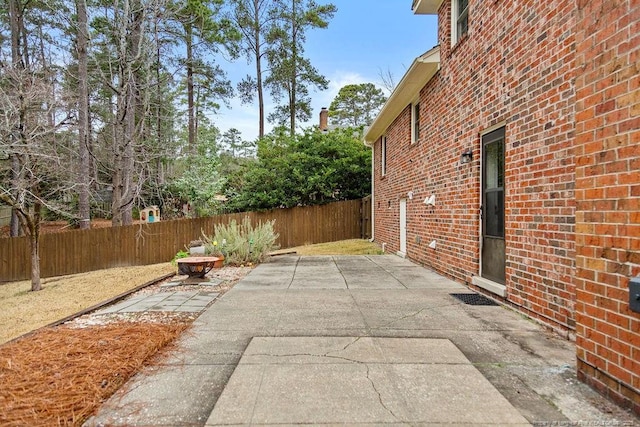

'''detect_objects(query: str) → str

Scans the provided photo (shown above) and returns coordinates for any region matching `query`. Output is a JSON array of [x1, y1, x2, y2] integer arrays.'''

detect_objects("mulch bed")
[[0, 264, 252, 425], [0, 321, 190, 426]]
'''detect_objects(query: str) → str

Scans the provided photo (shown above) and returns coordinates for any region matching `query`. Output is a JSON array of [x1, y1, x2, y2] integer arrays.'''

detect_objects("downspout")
[[369, 143, 375, 242]]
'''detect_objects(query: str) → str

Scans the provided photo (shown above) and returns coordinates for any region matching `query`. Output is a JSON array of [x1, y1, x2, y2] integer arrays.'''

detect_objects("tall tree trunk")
[[112, 0, 127, 226], [122, 76, 136, 225], [9, 0, 21, 66], [28, 203, 42, 291], [30, 231, 41, 291], [112, 0, 141, 226], [111, 84, 136, 227], [111, 122, 123, 225], [254, 0, 265, 139], [186, 24, 195, 152], [155, 19, 165, 185], [9, 0, 23, 237], [289, 0, 297, 136], [38, 28, 55, 129], [76, 0, 91, 229], [121, 3, 143, 226], [9, 157, 21, 237], [195, 84, 200, 141]]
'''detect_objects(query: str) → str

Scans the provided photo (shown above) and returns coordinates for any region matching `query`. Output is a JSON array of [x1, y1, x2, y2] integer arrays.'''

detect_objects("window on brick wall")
[[451, 0, 469, 45], [411, 102, 420, 144], [381, 135, 387, 176]]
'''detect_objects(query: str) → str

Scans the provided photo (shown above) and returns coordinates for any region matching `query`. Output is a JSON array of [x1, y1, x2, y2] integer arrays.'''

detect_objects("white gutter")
[[363, 46, 440, 146]]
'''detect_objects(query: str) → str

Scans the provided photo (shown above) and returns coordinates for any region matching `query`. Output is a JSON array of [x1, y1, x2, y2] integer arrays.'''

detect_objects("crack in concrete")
[[363, 362, 403, 423], [285, 256, 301, 290], [325, 336, 362, 357], [332, 255, 350, 290], [364, 256, 409, 289], [247, 343, 404, 423], [379, 303, 460, 329], [247, 337, 367, 362], [249, 336, 369, 365], [336, 257, 375, 335]]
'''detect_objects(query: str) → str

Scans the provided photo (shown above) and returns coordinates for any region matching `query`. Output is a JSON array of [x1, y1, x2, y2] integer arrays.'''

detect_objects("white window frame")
[[381, 135, 387, 176], [411, 101, 420, 144], [451, 0, 469, 46]]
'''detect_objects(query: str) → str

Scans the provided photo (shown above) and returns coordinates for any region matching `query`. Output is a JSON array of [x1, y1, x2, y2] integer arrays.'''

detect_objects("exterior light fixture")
[[460, 149, 473, 164]]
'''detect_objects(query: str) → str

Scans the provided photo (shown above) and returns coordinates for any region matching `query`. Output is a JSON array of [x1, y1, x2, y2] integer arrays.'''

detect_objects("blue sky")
[[215, 1, 439, 141]]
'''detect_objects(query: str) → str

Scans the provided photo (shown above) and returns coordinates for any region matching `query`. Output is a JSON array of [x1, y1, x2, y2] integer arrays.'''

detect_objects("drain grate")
[[450, 293, 499, 306]]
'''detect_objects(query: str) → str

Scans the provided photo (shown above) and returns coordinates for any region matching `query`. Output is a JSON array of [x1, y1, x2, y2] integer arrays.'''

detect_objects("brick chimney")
[[319, 107, 329, 132]]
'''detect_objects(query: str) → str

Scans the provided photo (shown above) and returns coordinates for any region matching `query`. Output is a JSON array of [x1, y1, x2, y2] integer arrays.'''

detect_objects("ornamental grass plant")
[[203, 217, 279, 265]]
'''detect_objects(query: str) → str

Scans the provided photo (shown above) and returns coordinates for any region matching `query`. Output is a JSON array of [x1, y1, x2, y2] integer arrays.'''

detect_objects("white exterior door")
[[399, 199, 407, 256]]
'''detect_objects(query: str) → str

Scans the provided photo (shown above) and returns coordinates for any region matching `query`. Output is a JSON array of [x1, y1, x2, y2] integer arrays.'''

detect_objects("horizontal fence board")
[[0, 199, 365, 282]]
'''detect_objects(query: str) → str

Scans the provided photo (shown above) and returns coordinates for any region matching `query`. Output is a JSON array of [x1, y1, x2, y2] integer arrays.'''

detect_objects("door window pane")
[[485, 140, 504, 189], [484, 190, 504, 238], [483, 131, 505, 239]]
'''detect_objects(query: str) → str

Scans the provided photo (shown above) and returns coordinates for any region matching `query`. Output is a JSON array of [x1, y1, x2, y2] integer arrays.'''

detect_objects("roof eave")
[[364, 46, 440, 146], [411, 0, 444, 14]]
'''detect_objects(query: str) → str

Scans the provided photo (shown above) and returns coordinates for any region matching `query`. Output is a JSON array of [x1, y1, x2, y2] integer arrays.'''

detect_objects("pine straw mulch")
[[0, 320, 191, 426]]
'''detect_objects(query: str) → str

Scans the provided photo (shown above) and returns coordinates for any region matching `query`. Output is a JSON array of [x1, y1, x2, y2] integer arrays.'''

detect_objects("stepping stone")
[[200, 278, 224, 286], [160, 282, 183, 288]]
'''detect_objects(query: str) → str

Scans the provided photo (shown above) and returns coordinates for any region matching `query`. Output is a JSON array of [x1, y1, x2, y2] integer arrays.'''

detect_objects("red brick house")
[[364, 0, 639, 415]]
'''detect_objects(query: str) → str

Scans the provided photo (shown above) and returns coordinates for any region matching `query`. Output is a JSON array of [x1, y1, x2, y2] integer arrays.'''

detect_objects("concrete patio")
[[85, 255, 638, 426]]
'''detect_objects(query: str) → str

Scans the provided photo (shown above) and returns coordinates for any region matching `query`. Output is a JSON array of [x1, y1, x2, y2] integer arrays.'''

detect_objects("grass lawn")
[[286, 239, 383, 256], [0, 263, 174, 344]]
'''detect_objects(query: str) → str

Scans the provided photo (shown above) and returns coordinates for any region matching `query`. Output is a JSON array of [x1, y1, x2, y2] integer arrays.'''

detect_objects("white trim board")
[[472, 276, 506, 298]]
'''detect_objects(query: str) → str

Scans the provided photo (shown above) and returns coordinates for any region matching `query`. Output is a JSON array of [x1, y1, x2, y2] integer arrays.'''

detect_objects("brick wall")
[[373, 0, 577, 331], [373, 107, 411, 254], [574, 0, 640, 415]]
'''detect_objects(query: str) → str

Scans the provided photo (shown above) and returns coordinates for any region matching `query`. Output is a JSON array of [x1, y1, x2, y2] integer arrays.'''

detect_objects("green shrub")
[[171, 250, 190, 266], [203, 217, 279, 265]]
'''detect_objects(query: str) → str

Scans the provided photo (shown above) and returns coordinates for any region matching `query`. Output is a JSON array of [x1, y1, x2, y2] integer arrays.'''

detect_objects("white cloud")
[[327, 71, 369, 98], [213, 97, 277, 142], [306, 70, 380, 128], [314, 71, 369, 110]]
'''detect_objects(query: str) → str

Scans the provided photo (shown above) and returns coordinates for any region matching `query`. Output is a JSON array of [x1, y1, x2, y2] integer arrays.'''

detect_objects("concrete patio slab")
[[233, 276, 292, 290], [87, 255, 639, 427], [163, 330, 254, 366], [86, 364, 234, 426], [238, 336, 470, 365], [207, 337, 530, 425]]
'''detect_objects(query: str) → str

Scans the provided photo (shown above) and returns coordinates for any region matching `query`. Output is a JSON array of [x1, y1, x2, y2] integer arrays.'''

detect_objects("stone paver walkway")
[[95, 291, 219, 314]]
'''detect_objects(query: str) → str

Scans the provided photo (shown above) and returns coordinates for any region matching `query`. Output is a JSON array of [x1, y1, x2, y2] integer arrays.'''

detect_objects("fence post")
[[361, 196, 371, 240]]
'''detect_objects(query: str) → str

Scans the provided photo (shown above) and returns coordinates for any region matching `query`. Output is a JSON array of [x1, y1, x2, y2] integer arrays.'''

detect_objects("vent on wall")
[[450, 293, 499, 306], [424, 194, 436, 206]]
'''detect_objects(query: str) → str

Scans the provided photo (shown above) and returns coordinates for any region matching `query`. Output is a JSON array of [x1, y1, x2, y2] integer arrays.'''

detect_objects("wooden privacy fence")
[[1, 199, 370, 282]]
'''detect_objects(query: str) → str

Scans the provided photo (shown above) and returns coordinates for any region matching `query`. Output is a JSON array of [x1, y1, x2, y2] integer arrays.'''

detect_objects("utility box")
[[630, 276, 640, 314], [140, 206, 161, 223]]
